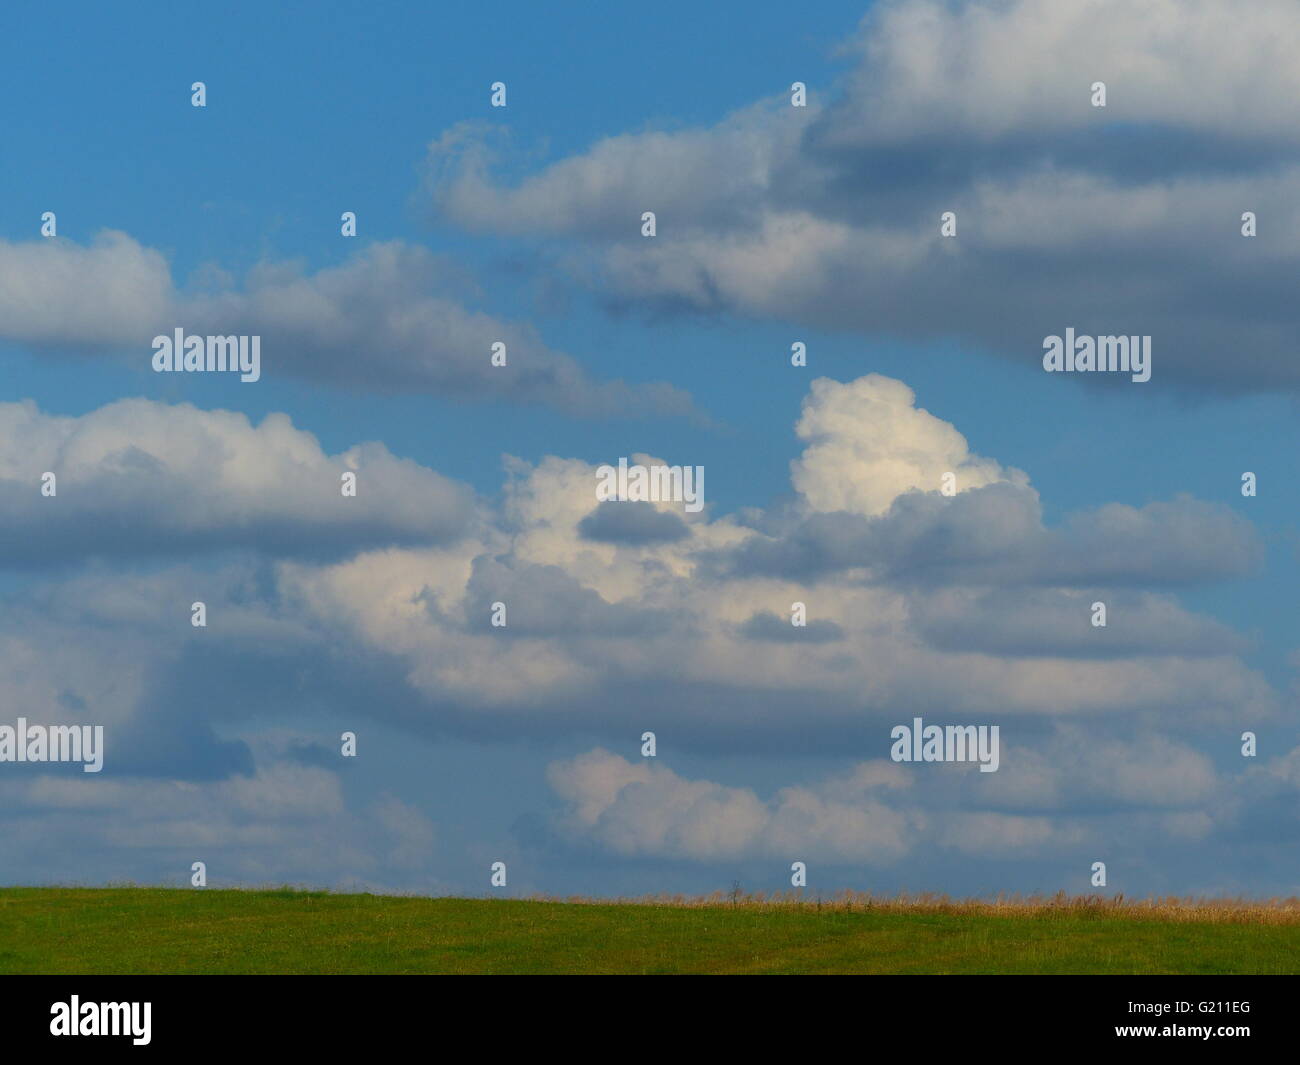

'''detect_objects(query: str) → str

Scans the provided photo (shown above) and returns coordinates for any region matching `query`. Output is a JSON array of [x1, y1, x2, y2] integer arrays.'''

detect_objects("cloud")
[[0, 757, 440, 890], [10, 373, 1253, 757], [578, 501, 691, 545], [0, 397, 476, 565], [791, 374, 1026, 516], [823, 0, 1300, 144], [268, 372, 1273, 737], [0, 231, 173, 346], [0, 369, 1284, 888], [424, 111, 801, 240], [907, 587, 1247, 658], [544, 724, 1296, 867], [738, 610, 844, 643], [718, 487, 1261, 587], [463, 556, 676, 637], [545, 748, 1067, 864], [424, 0, 1300, 392], [713, 373, 1260, 587], [0, 233, 695, 416], [0, 372, 1274, 792]]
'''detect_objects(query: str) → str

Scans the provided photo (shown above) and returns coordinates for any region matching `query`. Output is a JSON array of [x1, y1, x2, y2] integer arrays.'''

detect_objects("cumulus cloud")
[[0, 397, 475, 564], [8, 0, 1296, 897], [718, 487, 1261, 587], [714, 374, 1261, 586], [0, 231, 173, 346], [0, 368, 1283, 886], [546, 749, 922, 863], [424, 0, 1300, 392], [543, 725, 1297, 867], [0, 371, 1260, 767], [0, 372, 1274, 802], [791, 375, 1026, 516], [267, 373, 1272, 737], [823, 0, 1300, 144], [545, 748, 1091, 864], [0, 233, 694, 415]]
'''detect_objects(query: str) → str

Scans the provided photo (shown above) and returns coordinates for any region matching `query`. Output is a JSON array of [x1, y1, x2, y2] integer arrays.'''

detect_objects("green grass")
[[1, 887, 1297, 974]]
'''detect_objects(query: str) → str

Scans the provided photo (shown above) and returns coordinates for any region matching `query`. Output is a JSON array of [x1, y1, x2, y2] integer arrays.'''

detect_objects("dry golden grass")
[[537, 888, 1300, 924]]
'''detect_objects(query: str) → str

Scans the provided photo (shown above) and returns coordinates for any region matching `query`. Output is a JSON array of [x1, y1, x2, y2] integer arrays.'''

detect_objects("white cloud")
[[0, 397, 475, 562], [792, 374, 1027, 516]]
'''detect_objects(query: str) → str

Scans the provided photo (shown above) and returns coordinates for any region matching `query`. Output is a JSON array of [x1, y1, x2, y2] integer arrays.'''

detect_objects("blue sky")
[[3, 0, 1300, 899]]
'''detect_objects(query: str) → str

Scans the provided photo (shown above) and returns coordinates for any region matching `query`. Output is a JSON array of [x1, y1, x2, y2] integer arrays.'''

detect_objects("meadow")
[[2, 887, 1297, 975]]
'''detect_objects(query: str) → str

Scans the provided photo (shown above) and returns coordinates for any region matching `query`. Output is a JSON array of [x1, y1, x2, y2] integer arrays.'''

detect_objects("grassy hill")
[[2, 887, 1298, 975]]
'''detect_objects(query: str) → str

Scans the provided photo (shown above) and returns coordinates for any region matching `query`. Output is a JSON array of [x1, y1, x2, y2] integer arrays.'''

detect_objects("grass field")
[[2, 887, 1298, 974]]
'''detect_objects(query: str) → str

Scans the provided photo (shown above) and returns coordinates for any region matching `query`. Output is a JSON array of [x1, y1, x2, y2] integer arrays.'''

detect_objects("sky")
[[2, 0, 1300, 899]]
